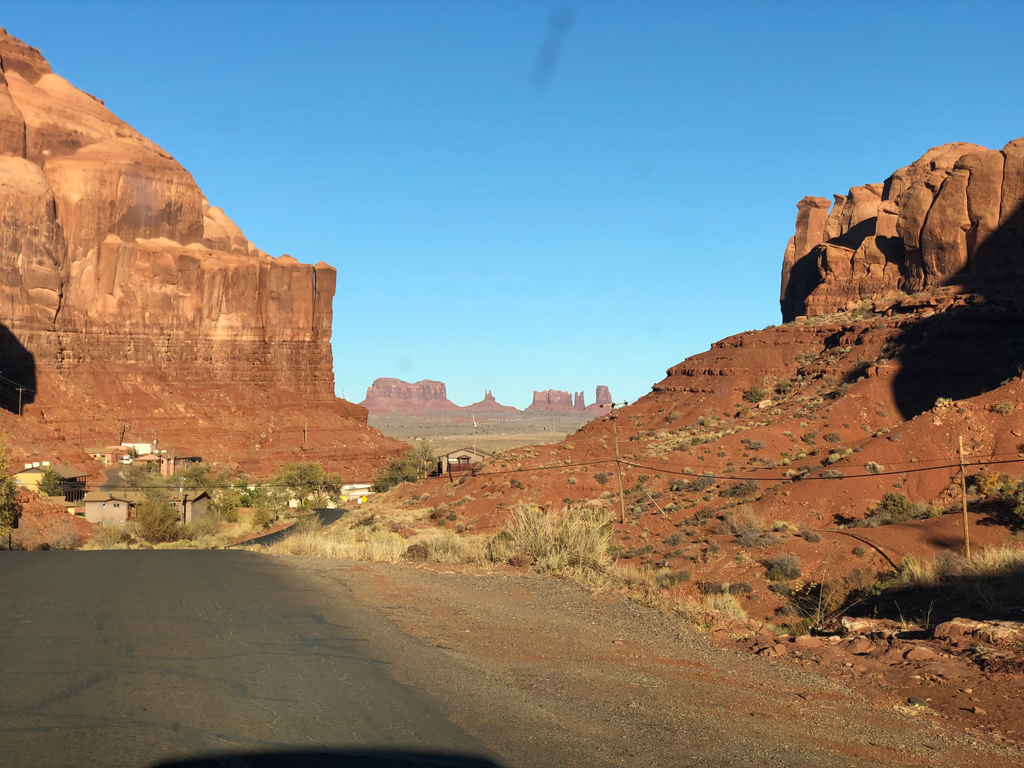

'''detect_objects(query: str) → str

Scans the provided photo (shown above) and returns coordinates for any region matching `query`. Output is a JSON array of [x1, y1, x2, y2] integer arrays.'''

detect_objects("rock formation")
[[584, 385, 612, 412], [360, 378, 459, 413], [780, 139, 1024, 321], [525, 390, 576, 412], [0, 30, 403, 477], [465, 390, 518, 413]]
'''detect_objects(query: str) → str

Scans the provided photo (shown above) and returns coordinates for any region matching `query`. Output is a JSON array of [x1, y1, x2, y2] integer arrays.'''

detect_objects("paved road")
[[0, 551, 504, 767], [237, 508, 350, 548]]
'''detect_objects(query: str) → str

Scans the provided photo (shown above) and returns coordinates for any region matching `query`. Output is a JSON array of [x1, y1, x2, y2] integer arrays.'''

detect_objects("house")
[[83, 490, 211, 526], [85, 445, 129, 466], [84, 490, 146, 526], [170, 490, 210, 524], [161, 453, 202, 477], [437, 447, 492, 475], [14, 462, 90, 502]]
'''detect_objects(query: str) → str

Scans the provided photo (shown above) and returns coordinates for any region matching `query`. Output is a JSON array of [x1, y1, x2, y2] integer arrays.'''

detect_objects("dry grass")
[[266, 501, 752, 633]]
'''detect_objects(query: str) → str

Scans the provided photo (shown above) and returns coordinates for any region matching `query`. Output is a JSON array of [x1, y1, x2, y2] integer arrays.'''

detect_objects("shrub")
[[372, 444, 437, 492], [775, 379, 792, 394], [136, 499, 182, 543], [801, 431, 818, 444], [823, 432, 842, 444], [820, 469, 845, 479], [689, 475, 715, 492], [865, 461, 884, 474], [698, 581, 725, 595], [656, 569, 691, 589], [487, 503, 612, 572], [720, 479, 757, 498], [736, 529, 777, 548], [694, 507, 715, 521], [991, 401, 1014, 416], [594, 473, 611, 485], [765, 553, 801, 581], [853, 546, 867, 556], [800, 530, 822, 543], [664, 531, 687, 547], [669, 479, 688, 492], [742, 386, 768, 403], [728, 582, 753, 595]]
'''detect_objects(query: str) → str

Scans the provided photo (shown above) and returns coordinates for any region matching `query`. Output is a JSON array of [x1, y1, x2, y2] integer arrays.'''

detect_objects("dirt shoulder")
[[277, 555, 1022, 768]]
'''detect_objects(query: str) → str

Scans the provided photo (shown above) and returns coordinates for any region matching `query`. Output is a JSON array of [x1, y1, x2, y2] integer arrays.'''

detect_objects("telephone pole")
[[16, 386, 24, 416], [959, 436, 971, 559], [304, 418, 308, 445], [601, 401, 629, 525]]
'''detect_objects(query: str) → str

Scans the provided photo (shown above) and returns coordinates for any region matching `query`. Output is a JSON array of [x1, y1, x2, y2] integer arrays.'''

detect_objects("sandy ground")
[[278, 556, 1024, 767]]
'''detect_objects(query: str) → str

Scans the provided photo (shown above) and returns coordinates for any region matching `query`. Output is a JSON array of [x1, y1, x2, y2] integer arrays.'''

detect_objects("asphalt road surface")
[[238, 509, 350, 548], [0, 551, 504, 768]]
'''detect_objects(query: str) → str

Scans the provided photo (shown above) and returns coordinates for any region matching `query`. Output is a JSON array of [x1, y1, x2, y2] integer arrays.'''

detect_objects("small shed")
[[170, 491, 210, 524], [438, 447, 492, 475]]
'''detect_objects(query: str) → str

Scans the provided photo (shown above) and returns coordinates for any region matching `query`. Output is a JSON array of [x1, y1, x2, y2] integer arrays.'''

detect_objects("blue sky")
[[7, 2, 1024, 408]]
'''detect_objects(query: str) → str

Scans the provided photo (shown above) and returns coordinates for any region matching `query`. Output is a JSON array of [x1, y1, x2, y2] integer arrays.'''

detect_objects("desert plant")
[[0, 443, 22, 535], [593, 473, 611, 485], [742, 386, 768, 403], [663, 530, 687, 547], [688, 475, 715, 493], [720, 479, 757, 498], [136, 498, 182, 543], [736, 529, 777, 548], [991, 401, 1014, 416], [765, 553, 801, 581], [823, 432, 842, 444], [865, 461, 884, 474], [487, 503, 612, 573]]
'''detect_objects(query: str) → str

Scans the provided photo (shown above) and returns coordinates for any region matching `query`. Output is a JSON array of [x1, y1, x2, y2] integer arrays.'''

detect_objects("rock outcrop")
[[0, 30, 403, 477], [780, 138, 1024, 321], [360, 378, 459, 413], [465, 390, 518, 413], [584, 385, 612, 412], [525, 390, 576, 412]]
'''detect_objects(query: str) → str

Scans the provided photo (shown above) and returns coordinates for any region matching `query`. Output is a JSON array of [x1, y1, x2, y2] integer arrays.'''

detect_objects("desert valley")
[[3, 15, 1024, 768]]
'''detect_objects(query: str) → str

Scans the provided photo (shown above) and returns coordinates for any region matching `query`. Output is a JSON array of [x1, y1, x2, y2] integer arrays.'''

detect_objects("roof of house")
[[50, 464, 90, 480], [443, 447, 492, 459], [83, 490, 148, 504], [85, 446, 123, 454]]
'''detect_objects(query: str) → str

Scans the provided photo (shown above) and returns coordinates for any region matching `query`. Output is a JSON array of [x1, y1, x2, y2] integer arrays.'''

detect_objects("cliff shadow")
[[0, 322, 36, 415], [891, 199, 1024, 419]]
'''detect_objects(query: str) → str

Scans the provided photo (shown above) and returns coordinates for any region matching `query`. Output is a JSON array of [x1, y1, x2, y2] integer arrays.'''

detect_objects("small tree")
[[0, 443, 23, 536], [136, 498, 181, 543], [38, 467, 65, 497]]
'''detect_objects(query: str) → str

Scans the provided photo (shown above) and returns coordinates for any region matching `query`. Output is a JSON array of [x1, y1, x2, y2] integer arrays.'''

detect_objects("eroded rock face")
[[526, 390, 576, 412], [0, 30, 402, 477], [360, 378, 460, 413], [466, 390, 519, 413], [779, 138, 1024, 320]]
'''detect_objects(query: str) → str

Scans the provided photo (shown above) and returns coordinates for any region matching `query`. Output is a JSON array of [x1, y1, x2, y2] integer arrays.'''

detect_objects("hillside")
[[374, 138, 1024, 616], [0, 30, 403, 478]]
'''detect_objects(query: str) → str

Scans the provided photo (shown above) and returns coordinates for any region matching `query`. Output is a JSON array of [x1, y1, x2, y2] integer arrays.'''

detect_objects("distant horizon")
[[6, 3, 1024, 410], [352, 376, 612, 410]]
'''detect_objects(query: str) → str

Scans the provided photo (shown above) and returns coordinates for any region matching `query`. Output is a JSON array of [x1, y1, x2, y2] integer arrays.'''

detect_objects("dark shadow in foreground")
[[0, 322, 36, 414], [151, 749, 506, 768]]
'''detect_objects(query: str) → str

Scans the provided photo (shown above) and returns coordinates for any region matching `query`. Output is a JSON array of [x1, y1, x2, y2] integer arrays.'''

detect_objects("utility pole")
[[16, 386, 24, 416], [959, 436, 971, 559], [601, 401, 629, 525], [304, 418, 308, 445]]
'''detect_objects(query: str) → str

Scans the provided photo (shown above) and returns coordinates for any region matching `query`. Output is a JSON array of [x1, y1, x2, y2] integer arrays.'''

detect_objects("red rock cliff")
[[0, 30, 402, 477], [360, 378, 460, 413], [780, 139, 1024, 321]]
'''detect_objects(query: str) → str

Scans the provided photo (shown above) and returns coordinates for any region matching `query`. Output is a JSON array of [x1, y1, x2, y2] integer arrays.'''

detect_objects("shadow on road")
[[151, 749, 505, 767]]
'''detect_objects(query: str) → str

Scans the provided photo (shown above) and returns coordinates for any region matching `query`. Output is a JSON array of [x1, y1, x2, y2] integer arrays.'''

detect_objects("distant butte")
[[360, 378, 612, 416]]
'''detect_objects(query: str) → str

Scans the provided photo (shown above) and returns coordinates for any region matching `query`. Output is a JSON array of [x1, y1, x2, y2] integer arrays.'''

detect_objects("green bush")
[[991, 401, 1014, 416], [594, 472, 611, 485], [742, 386, 768, 403], [823, 432, 843, 444], [372, 445, 436, 492], [720, 479, 757, 498], [38, 467, 65, 497], [136, 499, 182, 543]]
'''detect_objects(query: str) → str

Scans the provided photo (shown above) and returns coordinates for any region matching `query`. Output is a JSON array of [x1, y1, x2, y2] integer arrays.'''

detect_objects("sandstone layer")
[[781, 138, 1024, 321], [0, 30, 403, 478]]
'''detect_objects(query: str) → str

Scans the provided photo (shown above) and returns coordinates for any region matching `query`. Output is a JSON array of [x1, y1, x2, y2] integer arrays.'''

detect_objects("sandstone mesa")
[[0, 29, 402, 476]]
